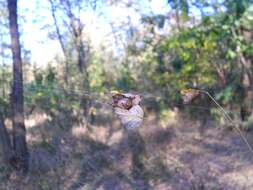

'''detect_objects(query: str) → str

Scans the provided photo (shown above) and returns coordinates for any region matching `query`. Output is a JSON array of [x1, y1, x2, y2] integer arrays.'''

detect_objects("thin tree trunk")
[[49, 0, 69, 85], [0, 33, 5, 99], [231, 26, 253, 122], [239, 30, 253, 120], [240, 67, 253, 121], [175, 0, 181, 31], [8, 0, 29, 172], [63, 0, 86, 72]]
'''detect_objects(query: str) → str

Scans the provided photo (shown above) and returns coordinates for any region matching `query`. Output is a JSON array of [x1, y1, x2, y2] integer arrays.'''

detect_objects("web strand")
[[0, 78, 241, 114], [1, 79, 253, 157]]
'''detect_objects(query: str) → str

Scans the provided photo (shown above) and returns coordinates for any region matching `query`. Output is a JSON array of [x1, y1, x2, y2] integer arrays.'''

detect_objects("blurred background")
[[1, 0, 253, 189]]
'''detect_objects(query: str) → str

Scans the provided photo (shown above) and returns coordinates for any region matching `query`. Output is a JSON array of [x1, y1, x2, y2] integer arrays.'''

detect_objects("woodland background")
[[0, 0, 253, 189]]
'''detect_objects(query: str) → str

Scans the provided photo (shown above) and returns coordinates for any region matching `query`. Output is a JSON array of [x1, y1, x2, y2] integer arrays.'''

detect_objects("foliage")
[[24, 66, 81, 115], [1, 0, 253, 125], [87, 55, 106, 92], [1, 0, 253, 188]]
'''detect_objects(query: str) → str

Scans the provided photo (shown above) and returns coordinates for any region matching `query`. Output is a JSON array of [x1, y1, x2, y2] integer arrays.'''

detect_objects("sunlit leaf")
[[180, 88, 200, 104]]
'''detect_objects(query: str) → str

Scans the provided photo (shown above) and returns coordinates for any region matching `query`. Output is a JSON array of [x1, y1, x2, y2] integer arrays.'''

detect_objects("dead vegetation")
[[0, 108, 253, 190]]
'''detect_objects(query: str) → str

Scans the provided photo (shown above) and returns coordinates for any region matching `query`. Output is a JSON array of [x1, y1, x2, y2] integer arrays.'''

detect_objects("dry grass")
[[1, 109, 253, 190]]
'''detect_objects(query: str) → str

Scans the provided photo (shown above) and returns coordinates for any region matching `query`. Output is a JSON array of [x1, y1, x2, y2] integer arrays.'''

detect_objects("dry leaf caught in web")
[[181, 88, 200, 104], [112, 93, 144, 130], [112, 93, 142, 110], [112, 93, 133, 110]]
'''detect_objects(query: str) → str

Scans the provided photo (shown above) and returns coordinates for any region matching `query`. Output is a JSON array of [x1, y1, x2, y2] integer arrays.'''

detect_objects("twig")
[[199, 89, 253, 157]]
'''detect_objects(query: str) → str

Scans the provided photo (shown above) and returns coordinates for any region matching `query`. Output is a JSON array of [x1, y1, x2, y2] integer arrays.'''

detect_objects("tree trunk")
[[0, 113, 14, 163], [232, 26, 253, 122], [240, 68, 253, 121], [7, 0, 29, 172], [239, 52, 253, 121], [49, 0, 69, 85], [63, 0, 86, 73]]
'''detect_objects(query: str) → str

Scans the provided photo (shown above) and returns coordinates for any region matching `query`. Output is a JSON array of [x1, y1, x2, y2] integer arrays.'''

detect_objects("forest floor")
[[0, 109, 253, 190]]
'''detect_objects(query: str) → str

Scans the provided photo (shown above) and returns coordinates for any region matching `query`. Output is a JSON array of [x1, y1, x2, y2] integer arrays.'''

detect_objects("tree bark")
[[7, 0, 29, 172], [49, 0, 69, 85], [240, 63, 253, 121], [63, 0, 86, 72], [0, 113, 14, 163], [231, 26, 253, 122]]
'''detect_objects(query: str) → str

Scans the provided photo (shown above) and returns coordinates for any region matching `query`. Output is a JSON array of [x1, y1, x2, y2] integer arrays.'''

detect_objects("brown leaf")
[[112, 93, 142, 110], [181, 89, 200, 104]]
